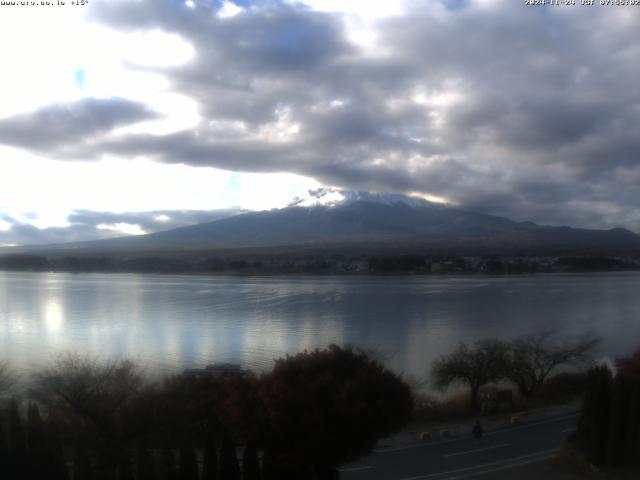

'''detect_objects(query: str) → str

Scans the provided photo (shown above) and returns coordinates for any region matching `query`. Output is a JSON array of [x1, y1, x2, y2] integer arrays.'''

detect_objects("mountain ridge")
[[3, 194, 639, 256]]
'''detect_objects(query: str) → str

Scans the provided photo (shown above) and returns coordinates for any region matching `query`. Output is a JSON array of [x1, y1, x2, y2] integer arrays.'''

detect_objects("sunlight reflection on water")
[[1, 271, 639, 386]]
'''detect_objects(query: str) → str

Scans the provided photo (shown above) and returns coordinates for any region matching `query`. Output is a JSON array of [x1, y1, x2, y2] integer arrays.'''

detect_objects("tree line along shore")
[[1, 252, 639, 275]]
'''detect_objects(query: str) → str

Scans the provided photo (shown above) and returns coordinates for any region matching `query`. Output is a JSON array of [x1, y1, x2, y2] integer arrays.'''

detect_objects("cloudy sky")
[[0, 0, 639, 245]]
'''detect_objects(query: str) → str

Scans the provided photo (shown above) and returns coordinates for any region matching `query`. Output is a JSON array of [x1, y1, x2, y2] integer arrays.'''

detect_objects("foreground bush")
[[575, 351, 640, 467], [0, 346, 413, 480], [259, 345, 413, 479]]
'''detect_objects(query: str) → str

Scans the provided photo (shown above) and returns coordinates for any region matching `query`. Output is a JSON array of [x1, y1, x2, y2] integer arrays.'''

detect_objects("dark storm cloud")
[[0, 98, 157, 151], [96, 130, 303, 171], [92, 2, 349, 72], [6, 0, 640, 231], [0, 208, 244, 246]]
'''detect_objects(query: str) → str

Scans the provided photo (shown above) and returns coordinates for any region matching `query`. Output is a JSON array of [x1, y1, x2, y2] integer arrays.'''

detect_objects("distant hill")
[[5, 193, 640, 257]]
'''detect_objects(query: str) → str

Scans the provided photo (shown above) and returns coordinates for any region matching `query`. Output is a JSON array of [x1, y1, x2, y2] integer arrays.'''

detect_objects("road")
[[340, 413, 578, 480]]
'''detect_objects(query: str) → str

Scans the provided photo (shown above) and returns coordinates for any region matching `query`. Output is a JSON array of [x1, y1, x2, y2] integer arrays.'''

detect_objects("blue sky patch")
[[74, 69, 86, 90]]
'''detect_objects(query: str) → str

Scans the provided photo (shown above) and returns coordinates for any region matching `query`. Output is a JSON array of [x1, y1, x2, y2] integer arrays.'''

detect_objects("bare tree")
[[431, 339, 510, 411], [505, 331, 601, 398], [31, 354, 143, 443]]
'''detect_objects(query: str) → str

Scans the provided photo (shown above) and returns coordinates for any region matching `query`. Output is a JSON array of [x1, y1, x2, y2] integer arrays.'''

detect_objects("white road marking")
[[339, 466, 372, 473], [438, 452, 556, 479], [444, 443, 510, 458], [395, 449, 558, 480]]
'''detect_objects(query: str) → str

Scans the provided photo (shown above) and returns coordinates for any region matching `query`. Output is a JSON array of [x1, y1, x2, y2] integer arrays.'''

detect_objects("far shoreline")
[[1, 262, 640, 277], [3, 237, 640, 277]]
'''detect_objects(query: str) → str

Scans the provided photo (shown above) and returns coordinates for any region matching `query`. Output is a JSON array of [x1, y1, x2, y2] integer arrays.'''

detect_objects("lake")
[[1, 271, 638, 385]]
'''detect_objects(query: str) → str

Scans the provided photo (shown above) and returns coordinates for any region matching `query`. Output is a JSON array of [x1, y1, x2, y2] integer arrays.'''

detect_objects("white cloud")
[[118, 29, 194, 67], [218, 1, 244, 18], [1, 0, 639, 240], [97, 223, 147, 236], [219, 172, 322, 211], [0, 4, 196, 135], [0, 6, 86, 116], [293, 0, 407, 18], [294, 190, 345, 207], [0, 147, 322, 230]]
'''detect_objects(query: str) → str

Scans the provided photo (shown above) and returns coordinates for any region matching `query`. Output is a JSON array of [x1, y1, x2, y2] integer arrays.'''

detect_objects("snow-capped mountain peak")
[[288, 188, 438, 209]]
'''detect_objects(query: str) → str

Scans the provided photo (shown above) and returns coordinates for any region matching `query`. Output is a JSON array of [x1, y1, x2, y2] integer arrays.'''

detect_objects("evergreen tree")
[[219, 432, 240, 480], [259, 450, 276, 480], [590, 365, 612, 465], [202, 436, 219, 480], [95, 448, 116, 480], [259, 450, 298, 480], [136, 446, 157, 480], [575, 368, 596, 455], [617, 366, 640, 466], [26, 403, 45, 452], [158, 447, 178, 480], [117, 452, 134, 480], [626, 382, 640, 466], [241, 442, 260, 480], [575, 360, 640, 467], [26, 403, 47, 479], [0, 424, 12, 480], [607, 373, 631, 466], [73, 445, 95, 480], [576, 365, 612, 465], [178, 442, 199, 480], [7, 399, 27, 479], [48, 441, 71, 480], [8, 399, 26, 455]]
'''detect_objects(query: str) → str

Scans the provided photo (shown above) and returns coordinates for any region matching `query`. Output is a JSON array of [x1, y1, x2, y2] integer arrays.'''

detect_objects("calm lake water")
[[1, 271, 639, 383]]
